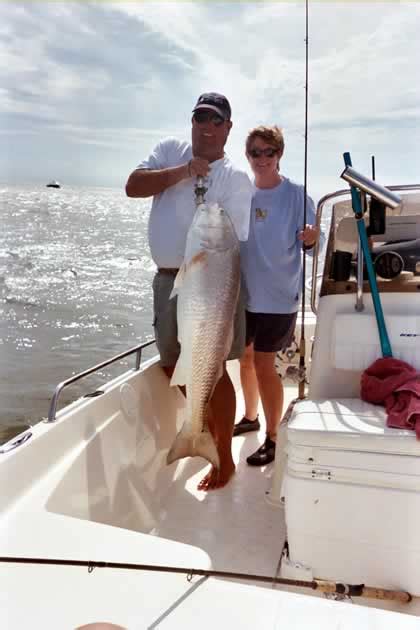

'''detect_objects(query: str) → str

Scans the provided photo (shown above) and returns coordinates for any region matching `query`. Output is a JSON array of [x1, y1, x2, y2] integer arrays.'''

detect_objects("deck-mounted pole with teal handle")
[[343, 152, 393, 358]]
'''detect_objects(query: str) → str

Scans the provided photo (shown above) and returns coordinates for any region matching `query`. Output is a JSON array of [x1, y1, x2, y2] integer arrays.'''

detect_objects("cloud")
[[0, 1, 419, 191]]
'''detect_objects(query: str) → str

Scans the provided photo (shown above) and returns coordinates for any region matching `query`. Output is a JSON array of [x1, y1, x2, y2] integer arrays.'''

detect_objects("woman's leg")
[[239, 342, 260, 421], [253, 351, 283, 440]]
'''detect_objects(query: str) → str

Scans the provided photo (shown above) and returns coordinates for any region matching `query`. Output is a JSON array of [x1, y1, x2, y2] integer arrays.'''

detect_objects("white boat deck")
[[148, 415, 288, 577], [1, 363, 419, 627], [1, 379, 290, 577]]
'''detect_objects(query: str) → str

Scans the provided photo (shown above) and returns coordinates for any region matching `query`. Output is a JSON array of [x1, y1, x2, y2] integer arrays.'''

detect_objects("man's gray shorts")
[[152, 269, 245, 367]]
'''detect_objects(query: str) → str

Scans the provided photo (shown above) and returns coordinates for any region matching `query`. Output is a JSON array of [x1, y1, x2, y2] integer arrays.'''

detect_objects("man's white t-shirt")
[[137, 137, 253, 268]]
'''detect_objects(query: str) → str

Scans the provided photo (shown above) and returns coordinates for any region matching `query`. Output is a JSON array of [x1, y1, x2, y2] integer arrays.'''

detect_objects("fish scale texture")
[[179, 248, 240, 433]]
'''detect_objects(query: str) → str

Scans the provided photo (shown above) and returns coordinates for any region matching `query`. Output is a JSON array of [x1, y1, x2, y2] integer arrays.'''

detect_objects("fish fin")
[[169, 252, 208, 300], [215, 362, 224, 386], [170, 353, 187, 387], [166, 425, 220, 469], [209, 323, 234, 386], [169, 264, 186, 299], [223, 322, 234, 363], [208, 323, 234, 387]]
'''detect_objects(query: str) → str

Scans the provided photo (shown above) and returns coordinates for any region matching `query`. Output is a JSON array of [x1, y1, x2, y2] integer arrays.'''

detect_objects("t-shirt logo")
[[255, 207, 267, 221]]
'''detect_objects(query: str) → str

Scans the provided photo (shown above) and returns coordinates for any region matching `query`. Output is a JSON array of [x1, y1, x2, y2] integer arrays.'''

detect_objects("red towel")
[[360, 357, 420, 438]]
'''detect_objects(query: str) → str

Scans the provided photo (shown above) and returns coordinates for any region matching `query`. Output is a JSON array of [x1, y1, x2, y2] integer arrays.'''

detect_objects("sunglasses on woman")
[[248, 147, 279, 158], [193, 111, 225, 127]]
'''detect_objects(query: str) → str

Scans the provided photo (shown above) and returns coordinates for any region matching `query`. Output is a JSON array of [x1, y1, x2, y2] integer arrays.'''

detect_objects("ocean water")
[[0, 184, 156, 442], [0, 183, 325, 444]]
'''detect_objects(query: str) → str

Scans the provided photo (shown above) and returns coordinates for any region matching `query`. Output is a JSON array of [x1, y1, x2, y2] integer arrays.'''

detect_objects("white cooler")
[[283, 398, 420, 594]]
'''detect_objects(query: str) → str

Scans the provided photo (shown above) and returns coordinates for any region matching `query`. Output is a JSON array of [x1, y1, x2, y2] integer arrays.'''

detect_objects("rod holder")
[[341, 166, 401, 209]]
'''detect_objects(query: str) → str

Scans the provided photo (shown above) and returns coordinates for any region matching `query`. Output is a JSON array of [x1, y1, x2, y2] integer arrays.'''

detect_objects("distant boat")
[[46, 180, 61, 189]]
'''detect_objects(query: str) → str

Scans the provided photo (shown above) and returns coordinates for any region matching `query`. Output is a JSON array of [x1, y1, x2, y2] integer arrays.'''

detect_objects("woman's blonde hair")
[[245, 125, 285, 158]]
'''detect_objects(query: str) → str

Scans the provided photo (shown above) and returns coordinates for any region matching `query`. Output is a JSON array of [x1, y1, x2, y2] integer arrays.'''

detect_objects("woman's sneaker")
[[246, 435, 276, 466], [233, 415, 260, 436]]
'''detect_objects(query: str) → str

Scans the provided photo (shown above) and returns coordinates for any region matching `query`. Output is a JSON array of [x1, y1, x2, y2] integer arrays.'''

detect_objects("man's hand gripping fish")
[[166, 201, 240, 468]]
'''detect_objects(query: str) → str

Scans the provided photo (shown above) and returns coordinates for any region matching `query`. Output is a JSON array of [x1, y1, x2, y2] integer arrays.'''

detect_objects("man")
[[126, 93, 252, 490]]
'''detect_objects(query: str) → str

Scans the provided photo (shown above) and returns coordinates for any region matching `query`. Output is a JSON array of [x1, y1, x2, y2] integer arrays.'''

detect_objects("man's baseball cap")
[[192, 92, 232, 121]]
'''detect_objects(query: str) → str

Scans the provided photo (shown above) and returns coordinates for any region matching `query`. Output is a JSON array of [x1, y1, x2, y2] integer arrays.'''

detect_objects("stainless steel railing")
[[46, 338, 156, 423]]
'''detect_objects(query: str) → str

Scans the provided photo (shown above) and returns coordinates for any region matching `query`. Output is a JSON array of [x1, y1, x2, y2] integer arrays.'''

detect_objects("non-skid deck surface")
[[149, 389, 292, 578]]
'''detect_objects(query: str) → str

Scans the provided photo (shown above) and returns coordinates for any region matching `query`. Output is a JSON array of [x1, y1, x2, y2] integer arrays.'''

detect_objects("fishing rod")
[[298, 0, 309, 399], [0, 556, 412, 603]]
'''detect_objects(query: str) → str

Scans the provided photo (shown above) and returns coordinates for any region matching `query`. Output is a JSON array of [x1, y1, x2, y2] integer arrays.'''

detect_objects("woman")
[[234, 125, 319, 466]]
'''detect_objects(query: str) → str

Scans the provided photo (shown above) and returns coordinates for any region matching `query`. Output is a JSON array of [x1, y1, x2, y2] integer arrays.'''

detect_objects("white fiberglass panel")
[[333, 313, 420, 371]]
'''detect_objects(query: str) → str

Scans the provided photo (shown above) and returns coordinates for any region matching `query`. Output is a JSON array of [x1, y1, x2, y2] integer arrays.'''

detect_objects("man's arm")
[[125, 157, 211, 198], [125, 163, 190, 198]]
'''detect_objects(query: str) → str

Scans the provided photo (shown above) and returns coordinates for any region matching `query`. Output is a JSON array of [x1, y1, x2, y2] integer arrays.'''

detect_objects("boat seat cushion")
[[287, 398, 420, 456]]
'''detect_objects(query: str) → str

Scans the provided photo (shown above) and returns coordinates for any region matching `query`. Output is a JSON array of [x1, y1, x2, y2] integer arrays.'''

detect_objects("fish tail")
[[166, 424, 220, 469]]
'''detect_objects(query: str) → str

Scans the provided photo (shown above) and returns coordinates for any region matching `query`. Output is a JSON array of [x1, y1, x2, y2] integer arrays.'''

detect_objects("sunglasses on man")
[[193, 111, 225, 127], [248, 147, 279, 158]]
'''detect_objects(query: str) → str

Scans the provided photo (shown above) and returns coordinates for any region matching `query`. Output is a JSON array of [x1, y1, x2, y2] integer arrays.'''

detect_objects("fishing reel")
[[275, 337, 300, 382]]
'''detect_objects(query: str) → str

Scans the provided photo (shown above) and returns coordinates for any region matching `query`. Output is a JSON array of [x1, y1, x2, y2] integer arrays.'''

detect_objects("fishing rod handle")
[[315, 579, 412, 603], [360, 586, 412, 603]]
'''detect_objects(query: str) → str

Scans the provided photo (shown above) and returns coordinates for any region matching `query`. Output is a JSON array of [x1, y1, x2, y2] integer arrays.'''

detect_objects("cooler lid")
[[287, 398, 420, 456]]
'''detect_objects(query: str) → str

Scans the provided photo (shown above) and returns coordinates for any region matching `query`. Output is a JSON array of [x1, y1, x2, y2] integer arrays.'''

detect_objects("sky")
[[1, 1, 419, 200]]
